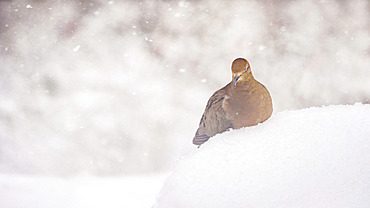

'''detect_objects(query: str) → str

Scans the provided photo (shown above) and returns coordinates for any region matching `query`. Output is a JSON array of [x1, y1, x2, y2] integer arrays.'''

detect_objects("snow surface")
[[155, 104, 370, 208], [0, 1, 369, 207], [0, 173, 166, 208], [0, 0, 369, 176]]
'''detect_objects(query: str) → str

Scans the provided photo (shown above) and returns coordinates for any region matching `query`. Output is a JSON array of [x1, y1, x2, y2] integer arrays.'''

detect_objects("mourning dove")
[[193, 58, 273, 146]]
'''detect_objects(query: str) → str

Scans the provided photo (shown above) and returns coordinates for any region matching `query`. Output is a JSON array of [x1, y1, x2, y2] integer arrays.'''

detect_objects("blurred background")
[[0, 0, 369, 176]]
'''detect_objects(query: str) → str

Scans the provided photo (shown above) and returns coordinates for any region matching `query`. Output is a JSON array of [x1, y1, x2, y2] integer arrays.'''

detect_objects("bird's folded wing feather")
[[193, 87, 233, 145]]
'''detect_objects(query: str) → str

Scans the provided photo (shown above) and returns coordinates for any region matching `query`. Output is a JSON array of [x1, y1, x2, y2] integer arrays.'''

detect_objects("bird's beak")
[[233, 67, 249, 86], [233, 75, 240, 87]]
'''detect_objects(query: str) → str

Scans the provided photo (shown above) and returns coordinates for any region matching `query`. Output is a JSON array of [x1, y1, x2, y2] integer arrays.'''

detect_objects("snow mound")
[[154, 104, 370, 208]]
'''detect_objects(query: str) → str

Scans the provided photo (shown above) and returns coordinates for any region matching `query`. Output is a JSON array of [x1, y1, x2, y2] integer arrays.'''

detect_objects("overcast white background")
[[0, 0, 369, 207]]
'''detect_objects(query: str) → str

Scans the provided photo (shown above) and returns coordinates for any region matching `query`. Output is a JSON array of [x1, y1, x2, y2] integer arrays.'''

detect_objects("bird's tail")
[[193, 131, 210, 146]]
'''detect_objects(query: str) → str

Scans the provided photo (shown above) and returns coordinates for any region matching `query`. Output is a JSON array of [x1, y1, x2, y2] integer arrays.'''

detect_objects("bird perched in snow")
[[193, 58, 273, 146]]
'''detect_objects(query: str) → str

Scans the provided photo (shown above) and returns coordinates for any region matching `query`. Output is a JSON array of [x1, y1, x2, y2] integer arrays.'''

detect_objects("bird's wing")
[[193, 85, 233, 145]]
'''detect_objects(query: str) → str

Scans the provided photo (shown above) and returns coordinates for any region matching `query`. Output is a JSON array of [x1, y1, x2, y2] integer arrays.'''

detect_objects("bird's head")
[[231, 58, 251, 87]]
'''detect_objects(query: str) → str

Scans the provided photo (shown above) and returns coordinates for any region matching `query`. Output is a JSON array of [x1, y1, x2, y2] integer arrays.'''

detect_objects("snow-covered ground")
[[0, 173, 167, 208], [155, 104, 370, 208], [0, 0, 369, 207], [2, 104, 369, 207], [1, 0, 369, 176]]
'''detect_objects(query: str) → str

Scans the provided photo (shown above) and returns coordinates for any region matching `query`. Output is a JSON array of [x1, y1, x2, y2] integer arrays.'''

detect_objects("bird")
[[193, 58, 273, 146]]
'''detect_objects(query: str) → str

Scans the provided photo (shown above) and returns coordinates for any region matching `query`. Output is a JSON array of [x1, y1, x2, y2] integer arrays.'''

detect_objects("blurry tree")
[[0, 0, 369, 176]]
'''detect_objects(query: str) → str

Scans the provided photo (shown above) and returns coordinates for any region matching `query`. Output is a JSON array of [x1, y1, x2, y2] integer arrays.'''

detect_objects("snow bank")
[[155, 104, 370, 208], [0, 173, 166, 208], [1, 0, 369, 176]]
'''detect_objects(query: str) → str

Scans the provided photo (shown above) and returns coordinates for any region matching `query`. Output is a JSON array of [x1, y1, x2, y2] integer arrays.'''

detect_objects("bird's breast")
[[223, 82, 272, 129]]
